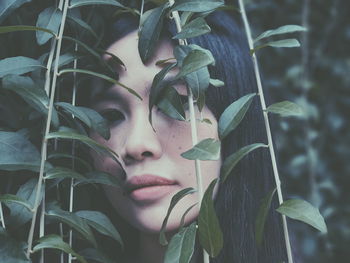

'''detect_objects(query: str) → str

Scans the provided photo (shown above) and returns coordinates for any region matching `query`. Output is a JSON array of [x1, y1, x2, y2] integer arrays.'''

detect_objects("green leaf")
[[171, 0, 225, 13], [157, 86, 186, 121], [218, 93, 256, 139], [181, 138, 220, 161], [79, 248, 115, 263], [33, 234, 87, 263], [198, 178, 223, 257], [53, 53, 82, 69], [0, 56, 44, 77], [76, 210, 123, 247], [164, 222, 197, 263], [138, 3, 169, 63], [0, 25, 56, 35], [77, 107, 110, 140], [58, 68, 141, 100], [252, 39, 300, 53], [173, 17, 211, 39], [48, 152, 92, 171], [255, 188, 277, 246], [159, 188, 196, 245], [254, 25, 307, 43], [179, 203, 197, 230], [221, 143, 267, 182], [67, 14, 99, 40], [36, 7, 62, 45], [69, 0, 124, 8], [209, 78, 224, 88], [175, 49, 215, 80], [276, 199, 327, 233], [45, 167, 85, 180], [46, 207, 97, 247], [0, 131, 41, 172], [75, 171, 122, 188], [266, 101, 304, 117], [0, 0, 31, 23], [46, 131, 120, 163], [0, 227, 30, 263], [2, 75, 59, 127], [56, 102, 92, 127], [0, 194, 33, 212]]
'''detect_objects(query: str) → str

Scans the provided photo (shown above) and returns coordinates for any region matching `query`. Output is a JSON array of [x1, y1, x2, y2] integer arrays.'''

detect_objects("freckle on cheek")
[[178, 146, 182, 150]]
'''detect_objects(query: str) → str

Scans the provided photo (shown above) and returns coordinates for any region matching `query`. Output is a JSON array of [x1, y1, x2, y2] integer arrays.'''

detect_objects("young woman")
[[89, 9, 287, 263]]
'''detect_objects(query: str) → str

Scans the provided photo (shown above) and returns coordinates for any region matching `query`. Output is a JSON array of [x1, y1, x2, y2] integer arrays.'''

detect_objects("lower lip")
[[129, 184, 178, 202]]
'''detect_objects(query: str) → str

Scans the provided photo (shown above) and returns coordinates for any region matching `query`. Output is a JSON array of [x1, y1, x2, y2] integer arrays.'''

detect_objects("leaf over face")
[[181, 138, 221, 161], [173, 17, 211, 39], [218, 93, 256, 139], [198, 178, 223, 257], [266, 101, 304, 117], [276, 199, 327, 233], [157, 86, 186, 121]]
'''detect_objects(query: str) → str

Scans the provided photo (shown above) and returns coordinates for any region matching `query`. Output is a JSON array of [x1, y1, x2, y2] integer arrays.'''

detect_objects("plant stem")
[[26, 0, 71, 257], [237, 0, 293, 262], [168, 1, 208, 262], [0, 202, 5, 228]]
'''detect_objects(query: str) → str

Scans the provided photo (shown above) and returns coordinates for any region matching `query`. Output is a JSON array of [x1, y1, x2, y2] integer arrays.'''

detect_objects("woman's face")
[[92, 31, 221, 233]]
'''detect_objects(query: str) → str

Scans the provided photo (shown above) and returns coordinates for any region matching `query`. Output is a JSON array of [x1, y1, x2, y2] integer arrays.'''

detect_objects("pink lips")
[[125, 175, 177, 202]]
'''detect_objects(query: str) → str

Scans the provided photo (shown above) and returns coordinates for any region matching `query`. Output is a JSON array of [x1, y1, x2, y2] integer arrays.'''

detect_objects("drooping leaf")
[[79, 248, 115, 263], [266, 101, 304, 117], [255, 188, 277, 246], [0, 194, 33, 212], [138, 3, 169, 63], [252, 39, 300, 53], [173, 17, 211, 39], [75, 171, 122, 188], [221, 143, 267, 182], [46, 207, 97, 247], [157, 86, 186, 121], [58, 68, 141, 100], [164, 222, 197, 263], [36, 7, 62, 45], [209, 78, 224, 88], [69, 0, 124, 8], [218, 93, 256, 139], [181, 138, 220, 161], [44, 167, 86, 180], [171, 0, 225, 13], [254, 25, 307, 43], [33, 234, 87, 263], [198, 178, 223, 257], [2, 75, 59, 127], [0, 227, 30, 263], [179, 203, 197, 230], [276, 199, 327, 233], [0, 25, 55, 35], [0, 131, 41, 172], [159, 188, 196, 245], [0, 0, 31, 23], [0, 56, 44, 78], [76, 210, 123, 247]]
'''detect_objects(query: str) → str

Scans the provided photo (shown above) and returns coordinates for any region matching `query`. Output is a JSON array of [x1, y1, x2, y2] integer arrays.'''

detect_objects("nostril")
[[142, 151, 153, 157]]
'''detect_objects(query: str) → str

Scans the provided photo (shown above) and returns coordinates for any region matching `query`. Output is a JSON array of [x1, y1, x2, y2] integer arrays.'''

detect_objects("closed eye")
[[100, 109, 124, 125]]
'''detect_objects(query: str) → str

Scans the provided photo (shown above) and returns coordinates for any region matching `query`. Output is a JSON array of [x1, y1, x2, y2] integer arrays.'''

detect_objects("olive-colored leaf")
[[0, 0, 31, 23], [74, 171, 122, 188], [173, 17, 211, 39], [2, 75, 59, 127], [181, 138, 220, 161], [36, 7, 62, 45], [58, 68, 141, 100], [0, 25, 55, 35], [69, 0, 124, 9], [254, 25, 307, 43], [46, 207, 97, 247], [0, 194, 33, 212], [0, 131, 41, 172], [45, 167, 85, 180], [276, 199, 327, 233], [221, 143, 267, 182], [76, 210, 123, 247], [157, 87, 186, 121], [266, 101, 304, 117], [159, 188, 196, 245], [0, 56, 44, 77], [209, 78, 224, 88], [218, 93, 256, 139], [255, 188, 277, 246], [0, 227, 30, 263], [198, 178, 223, 257], [171, 0, 225, 13], [33, 234, 87, 263], [179, 203, 197, 230], [164, 222, 197, 263], [79, 248, 114, 263], [138, 3, 168, 63]]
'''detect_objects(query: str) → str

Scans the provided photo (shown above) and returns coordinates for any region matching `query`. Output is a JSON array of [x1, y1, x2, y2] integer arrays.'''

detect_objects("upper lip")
[[124, 174, 177, 193]]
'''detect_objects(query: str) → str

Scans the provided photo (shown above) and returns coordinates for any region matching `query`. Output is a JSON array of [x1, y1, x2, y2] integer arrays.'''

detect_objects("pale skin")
[[91, 31, 221, 263]]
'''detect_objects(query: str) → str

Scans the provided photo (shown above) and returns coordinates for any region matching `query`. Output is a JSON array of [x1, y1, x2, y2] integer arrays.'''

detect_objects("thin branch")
[[237, 0, 294, 262], [0, 202, 5, 228]]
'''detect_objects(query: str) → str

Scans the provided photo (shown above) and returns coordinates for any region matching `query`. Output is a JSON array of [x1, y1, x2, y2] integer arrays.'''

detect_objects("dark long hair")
[[101, 8, 287, 263]]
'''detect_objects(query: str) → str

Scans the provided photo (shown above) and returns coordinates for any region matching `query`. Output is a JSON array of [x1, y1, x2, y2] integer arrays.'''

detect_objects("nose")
[[121, 110, 163, 164]]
